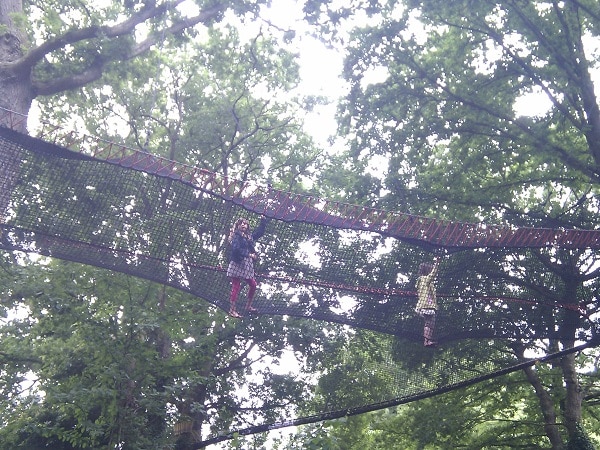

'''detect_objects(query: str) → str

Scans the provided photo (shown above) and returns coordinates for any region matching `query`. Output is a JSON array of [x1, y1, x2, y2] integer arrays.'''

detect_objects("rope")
[[194, 339, 597, 448]]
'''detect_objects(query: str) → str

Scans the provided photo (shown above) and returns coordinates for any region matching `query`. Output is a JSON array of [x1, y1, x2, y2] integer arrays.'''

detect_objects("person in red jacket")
[[226, 217, 268, 318]]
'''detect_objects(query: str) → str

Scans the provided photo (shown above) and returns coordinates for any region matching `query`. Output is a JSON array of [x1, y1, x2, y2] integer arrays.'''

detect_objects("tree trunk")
[[0, 0, 34, 127], [560, 277, 583, 438], [523, 276, 585, 448], [0, 0, 33, 226], [522, 364, 564, 449], [561, 351, 582, 436]]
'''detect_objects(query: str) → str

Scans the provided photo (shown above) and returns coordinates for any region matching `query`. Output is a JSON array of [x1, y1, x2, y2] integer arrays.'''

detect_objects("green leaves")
[[302, 1, 600, 448], [567, 423, 598, 450], [330, 0, 600, 224]]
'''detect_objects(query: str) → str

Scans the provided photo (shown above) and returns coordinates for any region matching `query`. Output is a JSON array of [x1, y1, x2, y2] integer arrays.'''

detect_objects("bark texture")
[[0, 0, 33, 128]]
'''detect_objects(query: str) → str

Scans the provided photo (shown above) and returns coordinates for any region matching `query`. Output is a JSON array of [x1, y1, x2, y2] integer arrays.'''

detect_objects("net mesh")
[[0, 108, 598, 446]]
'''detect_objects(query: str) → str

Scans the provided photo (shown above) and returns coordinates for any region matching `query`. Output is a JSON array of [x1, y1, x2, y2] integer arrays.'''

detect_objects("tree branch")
[[5, 1, 226, 97], [213, 342, 257, 376]]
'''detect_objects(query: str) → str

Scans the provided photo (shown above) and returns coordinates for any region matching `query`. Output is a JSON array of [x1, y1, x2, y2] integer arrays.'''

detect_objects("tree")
[[0, 0, 264, 237], [0, 1, 260, 128], [567, 423, 597, 450], [0, 255, 349, 448], [1, 0, 322, 190], [0, 1, 337, 448], [307, 0, 600, 448]]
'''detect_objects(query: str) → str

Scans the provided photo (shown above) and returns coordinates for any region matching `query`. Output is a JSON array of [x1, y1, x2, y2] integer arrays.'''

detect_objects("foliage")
[[20, 0, 266, 95], [306, 0, 600, 449], [281, 366, 600, 450], [0, 256, 350, 448], [2, 0, 600, 448], [567, 423, 597, 450], [29, 10, 323, 192], [0, 1, 338, 448], [0, 258, 171, 449]]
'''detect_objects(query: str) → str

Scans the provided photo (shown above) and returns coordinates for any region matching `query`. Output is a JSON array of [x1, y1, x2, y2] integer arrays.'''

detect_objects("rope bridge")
[[0, 107, 598, 446]]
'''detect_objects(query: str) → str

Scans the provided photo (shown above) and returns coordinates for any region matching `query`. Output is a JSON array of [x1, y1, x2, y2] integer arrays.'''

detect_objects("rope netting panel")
[[0, 107, 599, 446]]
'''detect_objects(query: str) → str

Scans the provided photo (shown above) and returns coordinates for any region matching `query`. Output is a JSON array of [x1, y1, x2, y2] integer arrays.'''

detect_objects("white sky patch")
[[303, 102, 340, 146], [262, 0, 347, 148], [338, 229, 358, 245], [266, 347, 303, 375], [297, 37, 346, 145], [329, 294, 357, 315], [360, 65, 389, 89], [365, 153, 389, 179], [369, 236, 395, 260], [297, 38, 345, 97], [513, 87, 555, 118], [1, 303, 30, 322], [295, 238, 322, 269]]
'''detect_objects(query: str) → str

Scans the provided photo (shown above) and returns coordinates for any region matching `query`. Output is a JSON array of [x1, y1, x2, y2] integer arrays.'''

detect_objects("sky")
[[249, 0, 348, 148]]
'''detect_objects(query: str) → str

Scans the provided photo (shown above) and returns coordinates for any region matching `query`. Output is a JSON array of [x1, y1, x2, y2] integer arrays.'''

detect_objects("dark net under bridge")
[[0, 107, 598, 447]]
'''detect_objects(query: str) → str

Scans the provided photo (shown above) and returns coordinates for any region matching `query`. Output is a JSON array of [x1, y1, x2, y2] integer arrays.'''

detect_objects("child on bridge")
[[415, 256, 440, 347], [227, 216, 268, 318]]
